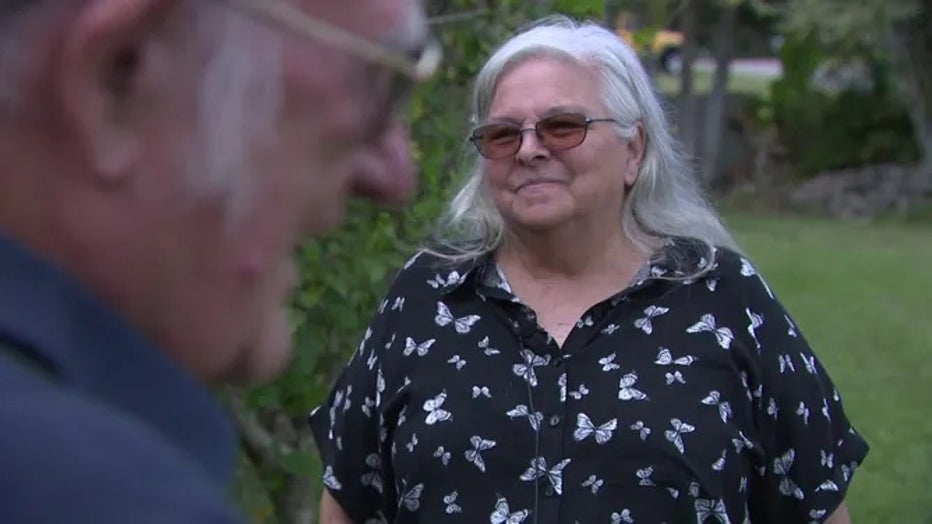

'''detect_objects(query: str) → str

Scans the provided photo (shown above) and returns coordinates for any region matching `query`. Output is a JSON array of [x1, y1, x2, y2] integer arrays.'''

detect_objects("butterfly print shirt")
[[308, 241, 869, 524]]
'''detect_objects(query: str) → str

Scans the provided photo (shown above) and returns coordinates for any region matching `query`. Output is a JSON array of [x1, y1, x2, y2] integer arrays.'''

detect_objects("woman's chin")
[[509, 206, 575, 232]]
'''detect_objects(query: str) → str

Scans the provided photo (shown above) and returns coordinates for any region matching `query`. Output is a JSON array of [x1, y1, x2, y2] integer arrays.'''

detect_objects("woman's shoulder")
[[657, 237, 760, 284], [386, 248, 486, 296]]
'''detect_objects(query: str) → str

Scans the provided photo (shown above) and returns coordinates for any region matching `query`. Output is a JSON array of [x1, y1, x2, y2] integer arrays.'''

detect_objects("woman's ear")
[[623, 123, 646, 187]]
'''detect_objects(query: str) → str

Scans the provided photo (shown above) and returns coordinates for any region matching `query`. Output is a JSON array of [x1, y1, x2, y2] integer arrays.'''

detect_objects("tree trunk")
[[677, 0, 700, 159], [884, 2, 932, 190], [699, 1, 738, 186]]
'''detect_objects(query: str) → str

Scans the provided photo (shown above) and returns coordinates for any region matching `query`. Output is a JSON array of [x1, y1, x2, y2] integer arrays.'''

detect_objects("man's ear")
[[56, 0, 179, 183], [623, 122, 646, 187]]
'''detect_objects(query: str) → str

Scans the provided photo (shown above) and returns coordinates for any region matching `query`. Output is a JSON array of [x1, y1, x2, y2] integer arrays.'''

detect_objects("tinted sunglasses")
[[469, 112, 618, 159]]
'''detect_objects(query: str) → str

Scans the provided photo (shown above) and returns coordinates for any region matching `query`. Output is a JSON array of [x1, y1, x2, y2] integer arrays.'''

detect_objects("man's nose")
[[349, 122, 417, 206]]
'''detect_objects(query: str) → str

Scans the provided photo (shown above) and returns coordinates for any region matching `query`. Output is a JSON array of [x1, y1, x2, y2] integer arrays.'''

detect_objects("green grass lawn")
[[726, 212, 932, 523], [655, 69, 775, 97]]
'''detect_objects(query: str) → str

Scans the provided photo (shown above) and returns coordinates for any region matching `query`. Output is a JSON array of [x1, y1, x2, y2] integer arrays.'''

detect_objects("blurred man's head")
[[0, 0, 434, 384]]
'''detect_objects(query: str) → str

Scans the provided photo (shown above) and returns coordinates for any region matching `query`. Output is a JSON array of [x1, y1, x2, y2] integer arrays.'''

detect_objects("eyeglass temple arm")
[[224, 0, 441, 81]]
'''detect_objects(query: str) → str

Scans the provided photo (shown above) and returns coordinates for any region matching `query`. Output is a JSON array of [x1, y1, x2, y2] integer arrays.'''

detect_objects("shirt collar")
[[435, 237, 713, 296], [0, 233, 237, 485]]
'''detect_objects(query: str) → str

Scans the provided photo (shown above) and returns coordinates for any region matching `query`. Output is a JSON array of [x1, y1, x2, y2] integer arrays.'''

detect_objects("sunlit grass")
[[726, 212, 932, 523], [655, 69, 775, 97]]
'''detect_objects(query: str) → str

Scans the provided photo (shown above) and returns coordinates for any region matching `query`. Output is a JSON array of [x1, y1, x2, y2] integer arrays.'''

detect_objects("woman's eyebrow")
[[541, 104, 589, 116]]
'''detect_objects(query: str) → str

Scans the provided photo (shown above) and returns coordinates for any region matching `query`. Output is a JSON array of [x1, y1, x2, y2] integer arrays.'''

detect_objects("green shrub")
[[769, 36, 919, 176]]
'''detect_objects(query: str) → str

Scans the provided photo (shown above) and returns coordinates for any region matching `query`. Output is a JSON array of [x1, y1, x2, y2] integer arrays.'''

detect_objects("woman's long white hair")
[[427, 15, 739, 274]]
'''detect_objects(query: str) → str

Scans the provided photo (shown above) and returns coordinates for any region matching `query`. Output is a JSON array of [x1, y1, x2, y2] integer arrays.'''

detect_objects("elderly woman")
[[309, 15, 868, 524]]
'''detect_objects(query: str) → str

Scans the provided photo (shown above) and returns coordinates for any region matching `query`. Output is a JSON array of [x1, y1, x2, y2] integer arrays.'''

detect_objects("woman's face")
[[479, 56, 643, 233]]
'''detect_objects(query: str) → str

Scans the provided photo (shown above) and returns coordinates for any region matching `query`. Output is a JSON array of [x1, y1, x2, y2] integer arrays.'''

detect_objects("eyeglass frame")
[[468, 113, 619, 159], [221, 0, 443, 83]]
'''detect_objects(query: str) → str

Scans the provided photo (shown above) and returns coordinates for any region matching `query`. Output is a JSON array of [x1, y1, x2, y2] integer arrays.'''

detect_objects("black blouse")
[[308, 240, 869, 524]]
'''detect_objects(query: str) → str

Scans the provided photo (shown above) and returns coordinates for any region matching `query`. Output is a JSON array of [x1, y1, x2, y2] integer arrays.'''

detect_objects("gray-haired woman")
[[310, 15, 867, 524]]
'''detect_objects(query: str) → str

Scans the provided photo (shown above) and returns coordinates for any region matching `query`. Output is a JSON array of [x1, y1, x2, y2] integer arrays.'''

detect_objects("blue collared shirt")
[[0, 234, 245, 523]]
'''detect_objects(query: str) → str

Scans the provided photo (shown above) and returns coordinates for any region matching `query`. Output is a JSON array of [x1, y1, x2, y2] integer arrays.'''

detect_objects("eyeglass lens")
[[471, 113, 592, 158]]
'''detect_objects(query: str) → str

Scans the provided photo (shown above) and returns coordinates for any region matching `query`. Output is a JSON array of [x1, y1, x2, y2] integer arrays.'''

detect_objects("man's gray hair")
[[431, 15, 738, 273], [191, 3, 284, 221]]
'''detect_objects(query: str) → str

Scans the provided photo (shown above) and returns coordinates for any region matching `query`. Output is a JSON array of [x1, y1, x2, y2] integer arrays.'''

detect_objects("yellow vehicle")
[[615, 12, 684, 73]]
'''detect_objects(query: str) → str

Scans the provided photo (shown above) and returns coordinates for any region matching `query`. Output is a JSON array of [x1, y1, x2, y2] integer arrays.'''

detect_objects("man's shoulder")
[[0, 357, 244, 524]]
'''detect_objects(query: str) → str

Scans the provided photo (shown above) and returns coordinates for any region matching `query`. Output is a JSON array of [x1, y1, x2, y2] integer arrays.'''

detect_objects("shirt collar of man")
[[0, 233, 237, 484]]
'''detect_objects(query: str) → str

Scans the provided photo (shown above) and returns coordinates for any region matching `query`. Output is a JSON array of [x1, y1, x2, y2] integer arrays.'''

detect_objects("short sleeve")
[[736, 258, 869, 523], [308, 301, 395, 524]]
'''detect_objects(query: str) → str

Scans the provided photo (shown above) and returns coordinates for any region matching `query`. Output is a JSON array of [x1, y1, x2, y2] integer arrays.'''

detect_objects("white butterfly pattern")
[[634, 305, 670, 334], [361, 453, 383, 494], [712, 448, 727, 471], [573, 413, 617, 444], [443, 491, 462, 514], [520, 457, 571, 495], [447, 355, 467, 370], [434, 301, 480, 334], [391, 296, 405, 311], [406, 433, 418, 453], [695, 497, 730, 523], [665, 371, 685, 385], [472, 385, 491, 398], [399, 482, 424, 512], [599, 353, 620, 371], [636, 467, 654, 486], [618, 371, 648, 401], [630, 420, 651, 441], [767, 397, 779, 419], [665, 418, 695, 454], [816, 480, 839, 492], [426, 271, 463, 289], [655, 347, 698, 366], [489, 496, 529, 524], [423, 392, 453, 425], [506, 404, 543, 431], [745, 308, 763, 349], [464, 435, 496, 472], [778, 354, 796, 373], [433, 446, 451, 466], [701, 391, 733, 423], [568, 384, 590, 400], [322, 465, 342, 490], [582, 474, 605, 494], [512, 350, 549, 387], [687, 313, 734, 349], [477, 336, 501, 356], [785, 314, 798, 338], [773, 449, 805, 499], [796, 401, 810, 426], [800, 353, 817, 374], [403, 337, 435, 357]]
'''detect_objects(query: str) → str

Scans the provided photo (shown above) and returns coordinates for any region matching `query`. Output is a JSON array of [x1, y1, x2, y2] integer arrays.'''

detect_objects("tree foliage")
[[776, 0, 931, 173]]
